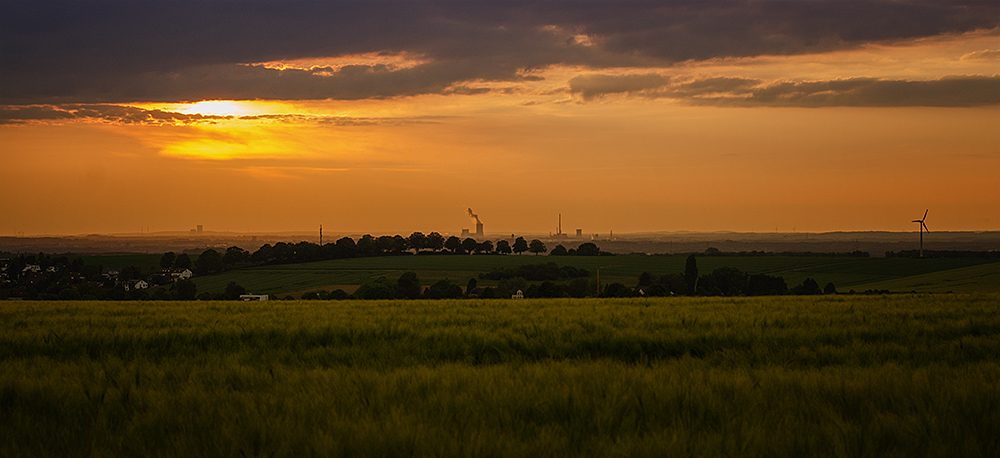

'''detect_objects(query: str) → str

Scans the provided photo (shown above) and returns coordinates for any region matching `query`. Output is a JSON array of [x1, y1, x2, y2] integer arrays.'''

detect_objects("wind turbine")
[[912, 210, 929, 257]]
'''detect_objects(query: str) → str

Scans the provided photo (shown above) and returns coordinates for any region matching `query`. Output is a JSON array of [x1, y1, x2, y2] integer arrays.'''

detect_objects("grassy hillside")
[[851, 262, 1000, 293], [2, 295, 998, 457]]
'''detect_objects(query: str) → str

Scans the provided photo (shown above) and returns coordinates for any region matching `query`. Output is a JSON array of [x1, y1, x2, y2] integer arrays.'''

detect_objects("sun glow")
[[136, 100, 296, 117]]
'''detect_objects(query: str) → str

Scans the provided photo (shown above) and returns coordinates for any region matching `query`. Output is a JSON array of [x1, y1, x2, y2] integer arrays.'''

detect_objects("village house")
[[158, 268, 193, 282], [125, 279, 149, 291], [101, 267, 121, 280]]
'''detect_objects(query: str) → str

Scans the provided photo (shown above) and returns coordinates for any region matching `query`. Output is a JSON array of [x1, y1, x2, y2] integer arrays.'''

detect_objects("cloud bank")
[[2, 0, 997, 104], [0, 104, 445, 126], [569, 74, 1000, 107]]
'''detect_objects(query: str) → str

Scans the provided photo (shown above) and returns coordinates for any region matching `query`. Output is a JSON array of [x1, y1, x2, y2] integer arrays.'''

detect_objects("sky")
[[1, 0, 998, 237]]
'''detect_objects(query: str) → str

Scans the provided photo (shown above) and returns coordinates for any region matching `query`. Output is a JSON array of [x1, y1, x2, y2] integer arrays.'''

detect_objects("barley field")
[[2, 295, 998, 457]]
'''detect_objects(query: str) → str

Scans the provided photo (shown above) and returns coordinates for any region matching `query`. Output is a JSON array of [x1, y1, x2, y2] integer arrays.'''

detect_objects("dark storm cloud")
[[716, 75, 1000, 107], [570, 74, 1000, 107], [2, 1, 998, 104]]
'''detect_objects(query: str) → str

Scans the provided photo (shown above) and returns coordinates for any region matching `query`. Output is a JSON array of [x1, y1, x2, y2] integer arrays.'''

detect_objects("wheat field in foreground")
[[2, 295, 998, 457]]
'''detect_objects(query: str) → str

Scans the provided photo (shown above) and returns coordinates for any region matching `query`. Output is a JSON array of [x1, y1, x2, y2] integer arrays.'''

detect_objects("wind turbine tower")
[[912, 210, 929, 257]]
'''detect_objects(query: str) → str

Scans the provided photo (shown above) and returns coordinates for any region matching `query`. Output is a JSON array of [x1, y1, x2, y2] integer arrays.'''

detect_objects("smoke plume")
[[467, 208, 481, 224]]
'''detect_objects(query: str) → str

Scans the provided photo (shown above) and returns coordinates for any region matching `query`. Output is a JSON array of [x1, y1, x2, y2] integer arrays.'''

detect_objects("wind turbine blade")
[[922, 222, 929, 232], [922, 209, 928, 221], [912, 220, 921, 223]]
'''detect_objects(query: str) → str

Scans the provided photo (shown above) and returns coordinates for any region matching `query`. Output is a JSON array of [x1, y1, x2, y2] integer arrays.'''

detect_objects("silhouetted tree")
[[550, 244, 568, 256], [528, 281, 566, 298], [224, 281, 247, 300], [661, 273, 687, 295], [576, 242, 601, 256], [747, 274, 788, 296], [565, 278, 592, 298], [334, 237, 358, 258], [356, 235, 377, 257], [824, 282, 837, 294], [58, 287, 82, 300], [496, 240, 512, 255], [323, 289, 350, 300], [195, 249, 224, 276], [119, 265, 144, 281], [251, 244, 273, 264], [426, 232, 445, 252], [513, 237, 528, 255], [424, 279, 464, 299], [445, 236, 463, 254], [271, 242, 294, 263], [173, 279, 197, 300], [391, 235, 408, 253], [354, 277, 398, 299], [295, 241, 322, 262], [222, 246, 249, 267], [376, 236, 395, 255], [408, 232, 427, 253], [528, 239, 547, 255], [793, 278, 822, 295], [466, 278, 478, 295], [645, 284, 669, 297], [173, 253, 192, 269], [495, 277, 528, 298], [397, 272, 421, 299], [475, 240, 494, 254], [461, 238, 479, 254], [160, 252, 176, 269], [706, 267, 748, 296]]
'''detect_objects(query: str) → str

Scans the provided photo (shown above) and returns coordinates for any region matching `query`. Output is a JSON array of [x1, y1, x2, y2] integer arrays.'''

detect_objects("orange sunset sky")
[[2, 1, 998, 236]]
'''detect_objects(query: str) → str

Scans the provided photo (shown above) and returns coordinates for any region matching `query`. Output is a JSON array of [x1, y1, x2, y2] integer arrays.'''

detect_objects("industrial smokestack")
[[467, 208, 484, 237], [467, 208, 481, 224]]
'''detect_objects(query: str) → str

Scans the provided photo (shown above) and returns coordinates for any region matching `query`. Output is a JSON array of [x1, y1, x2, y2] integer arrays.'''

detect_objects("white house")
[[512, 289, 523, 299], [240, 294, 269, 301], [125, 279, 149, 291], [159, 268, 193, 282]]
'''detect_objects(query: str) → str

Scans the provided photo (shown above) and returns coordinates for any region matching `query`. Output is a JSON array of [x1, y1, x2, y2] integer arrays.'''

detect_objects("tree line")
[[2, 245, 844, 301], [184, 235, 609, 276], [281, 255, 837, 302], [630, 254, 833, 297]]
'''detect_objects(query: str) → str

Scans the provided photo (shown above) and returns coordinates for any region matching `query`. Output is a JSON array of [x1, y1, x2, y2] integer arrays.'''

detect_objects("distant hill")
[[2, 231, 997, 257]]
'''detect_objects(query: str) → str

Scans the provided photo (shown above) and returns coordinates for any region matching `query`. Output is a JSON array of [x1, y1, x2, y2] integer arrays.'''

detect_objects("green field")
[[2, 295, 998, 457], [188, 255, 1000, 296]]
